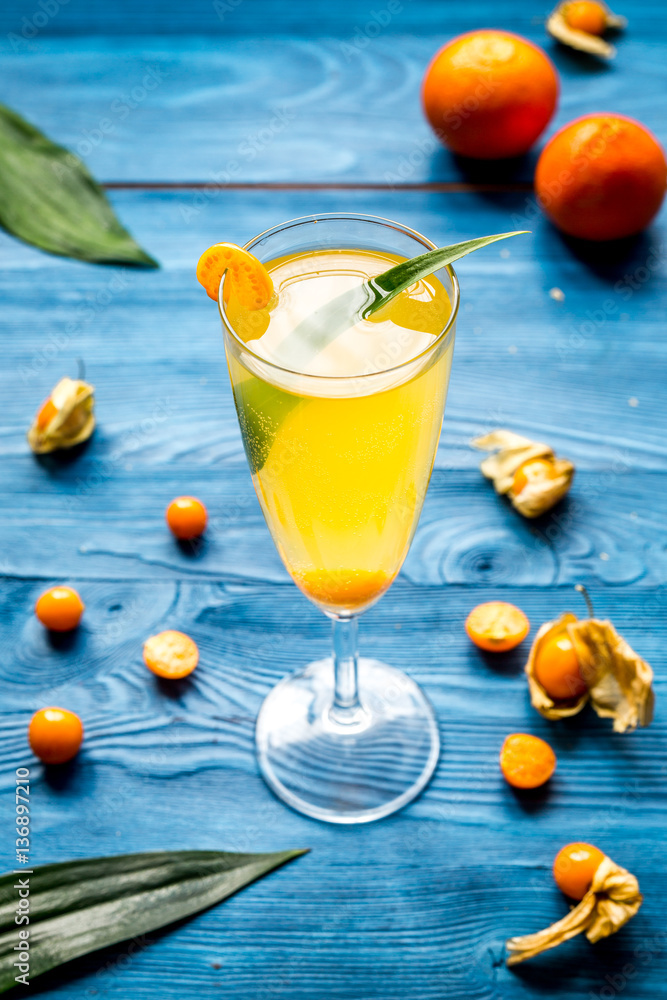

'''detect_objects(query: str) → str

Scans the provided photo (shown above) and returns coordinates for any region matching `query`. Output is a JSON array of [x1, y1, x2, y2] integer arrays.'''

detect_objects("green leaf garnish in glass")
[[0, 103, 158, 266], [0, 848, 307, 992], [362, 230, 528, 317], [272, 229, 528, 367], [226, 229, 528, 471]]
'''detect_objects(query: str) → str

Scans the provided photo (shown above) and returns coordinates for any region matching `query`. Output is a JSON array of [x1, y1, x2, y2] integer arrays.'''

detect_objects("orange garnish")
[[196, 243, 273, 309], [29, 707, 84, 765], [553, 842, 606, 899], [36, 398, 58, 430], [143, 630, 199, 679], [465, 601, 530, 652], [500, 733, 556, 789]]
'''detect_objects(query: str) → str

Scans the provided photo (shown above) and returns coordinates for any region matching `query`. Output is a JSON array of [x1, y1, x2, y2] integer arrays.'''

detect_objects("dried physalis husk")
[[28, 377, 95, 454], [526, 614, 654, 733], [547, 2, 626, 59], [506, 854, 642, 965], [471, 430, 574, 518]]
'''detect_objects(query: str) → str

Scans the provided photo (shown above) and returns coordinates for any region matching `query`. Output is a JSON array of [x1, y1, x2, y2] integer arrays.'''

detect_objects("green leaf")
[[0, 103, 158, 266], [363, 231, 529, 317], [0, 848, 307, 991]]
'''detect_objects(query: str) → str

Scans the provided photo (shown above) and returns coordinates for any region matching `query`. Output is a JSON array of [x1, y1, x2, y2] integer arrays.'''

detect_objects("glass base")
[[255, 658, 440, 824]]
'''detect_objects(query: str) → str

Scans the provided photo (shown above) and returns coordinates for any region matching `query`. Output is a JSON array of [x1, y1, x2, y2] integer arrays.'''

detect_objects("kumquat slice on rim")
[[196, 242, 273, 309]]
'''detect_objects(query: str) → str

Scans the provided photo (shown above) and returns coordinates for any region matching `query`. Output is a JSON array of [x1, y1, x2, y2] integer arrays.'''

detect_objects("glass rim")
[[218, 212, 460, 383]]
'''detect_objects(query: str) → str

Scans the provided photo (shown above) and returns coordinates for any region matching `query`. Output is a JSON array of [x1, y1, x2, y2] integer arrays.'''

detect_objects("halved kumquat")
[[500, 732, 556, 789], [466, 601, 530, 652], [143, 630, 199, 679], [196, 242, 273, 309]]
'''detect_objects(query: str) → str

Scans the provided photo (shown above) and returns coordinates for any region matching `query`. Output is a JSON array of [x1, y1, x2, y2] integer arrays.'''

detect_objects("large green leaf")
[[363, 230, 528, 316], [0, 848, 307, 992], [0, 103, 158, 266]]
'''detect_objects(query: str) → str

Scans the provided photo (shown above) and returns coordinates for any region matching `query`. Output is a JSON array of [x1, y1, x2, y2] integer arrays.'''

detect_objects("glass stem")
[[330, 616, 362, 725]]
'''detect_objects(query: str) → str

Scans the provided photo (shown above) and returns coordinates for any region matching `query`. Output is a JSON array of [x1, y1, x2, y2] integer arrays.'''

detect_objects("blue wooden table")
[[1, 0, 666, 996]]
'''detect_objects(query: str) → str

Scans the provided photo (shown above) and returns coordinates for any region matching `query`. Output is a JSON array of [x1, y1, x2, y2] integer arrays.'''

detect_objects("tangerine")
[[422, 30, 559, 159], [535, 114, 667, 241]]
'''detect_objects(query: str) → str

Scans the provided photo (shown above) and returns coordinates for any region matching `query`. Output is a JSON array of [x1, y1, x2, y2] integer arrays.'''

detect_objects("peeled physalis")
[[547, 2, 626, 59], [526, 588, 654, 733], [472, 430, 574, 518], [196, 242, 273, 309], [28, 377, 95, 454], [500, 733, 556, 789], [506, 845, 642, 965]]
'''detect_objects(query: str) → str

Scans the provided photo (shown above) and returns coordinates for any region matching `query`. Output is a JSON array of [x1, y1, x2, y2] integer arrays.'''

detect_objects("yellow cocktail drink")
[[224, 248, 453, 616], [215, 212, 458, 824]]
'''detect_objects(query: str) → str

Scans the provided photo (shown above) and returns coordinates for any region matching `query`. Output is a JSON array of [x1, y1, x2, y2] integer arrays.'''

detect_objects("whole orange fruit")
[[535, 114, 667, 241], [422, 30, 559, 159]]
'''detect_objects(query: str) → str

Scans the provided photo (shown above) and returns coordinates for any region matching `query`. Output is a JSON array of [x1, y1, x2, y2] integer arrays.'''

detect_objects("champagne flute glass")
[[219, 213, 458, 823]]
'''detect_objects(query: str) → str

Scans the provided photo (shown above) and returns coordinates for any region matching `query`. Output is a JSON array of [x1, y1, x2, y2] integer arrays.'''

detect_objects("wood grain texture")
[[0, 3, 666, 996], [1, 580, 666, 997], [0, 30, 665, 184], [2, 0, 667, 35]]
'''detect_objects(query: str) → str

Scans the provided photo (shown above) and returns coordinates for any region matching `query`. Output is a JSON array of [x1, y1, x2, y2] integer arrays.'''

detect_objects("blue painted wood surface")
[[0, 1, 666, 997]]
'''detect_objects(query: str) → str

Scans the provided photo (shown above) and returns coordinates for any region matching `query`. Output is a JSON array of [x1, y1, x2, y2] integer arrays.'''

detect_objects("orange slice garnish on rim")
[[196, 243, 273, 310]]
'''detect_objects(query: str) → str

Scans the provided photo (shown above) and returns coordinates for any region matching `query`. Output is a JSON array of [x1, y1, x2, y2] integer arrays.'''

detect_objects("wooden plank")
[[1, 580, 665, 997], [0, 30, 666, 183], [2, 0, 666, 36]]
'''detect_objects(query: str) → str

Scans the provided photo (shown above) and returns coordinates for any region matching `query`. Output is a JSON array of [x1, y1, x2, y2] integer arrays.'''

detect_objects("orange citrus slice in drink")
[[196, 242, 273, 309]]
